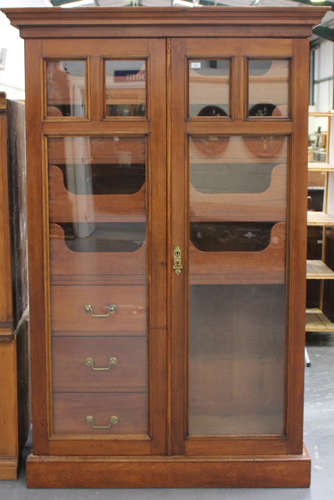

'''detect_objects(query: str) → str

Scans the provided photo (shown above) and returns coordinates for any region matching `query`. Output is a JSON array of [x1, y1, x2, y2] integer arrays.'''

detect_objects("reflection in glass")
[[189, 132, 287, 436], [189, 285, 285, 435], [248, 59, 289, 118], [48, 136, 146, 222], [189, 59, 230, 117], [105, 60, 146, 117], [189, 135, 287, 194], [46, 60, 86, 117], [60, 222, 146, 253]]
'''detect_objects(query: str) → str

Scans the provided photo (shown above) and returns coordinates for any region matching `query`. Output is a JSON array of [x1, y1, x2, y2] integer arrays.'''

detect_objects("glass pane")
[[190, 222, 275, 252], [189, 135, 288, 436], [105, 60, 146, 117], [48, 136, 148, 435], [189, 59, 230, 117], [189, 285, 285, 435], [189, 135, 288, 222], [48, 136, 146, 222], [308, 115, 329, 163], [46, 60, 86, 117], [248, 60, 289, 118]]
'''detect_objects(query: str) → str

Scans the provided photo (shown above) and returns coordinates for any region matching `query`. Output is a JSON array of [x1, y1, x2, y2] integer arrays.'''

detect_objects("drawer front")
[[53, 393, 147, 435], [53, 337, 146, 392], [51, 285, 146, 335]]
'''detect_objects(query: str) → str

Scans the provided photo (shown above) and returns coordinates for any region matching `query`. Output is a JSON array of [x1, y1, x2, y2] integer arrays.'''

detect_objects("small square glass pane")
[[105, 60, 146, 117], [46, 60, 86, 117], [189, 59, 230, 118], [248, 59, 289, 118]]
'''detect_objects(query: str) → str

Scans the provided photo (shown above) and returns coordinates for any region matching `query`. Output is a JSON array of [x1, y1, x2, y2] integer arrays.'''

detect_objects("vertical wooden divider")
[[147, 39, 168, 454], [231, 55, 247, 121], [285, 38, 309, 454], [89, 56, 104, 122], [169, 38, 187, 456], [25, 39, 51, 454]]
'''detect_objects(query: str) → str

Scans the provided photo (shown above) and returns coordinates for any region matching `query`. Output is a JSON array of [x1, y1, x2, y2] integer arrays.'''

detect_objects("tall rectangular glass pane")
[[248, 60, 289, 118], [189, 135, 288, 436], [48, 136, 148, 435], [189, 59, 230, 117]]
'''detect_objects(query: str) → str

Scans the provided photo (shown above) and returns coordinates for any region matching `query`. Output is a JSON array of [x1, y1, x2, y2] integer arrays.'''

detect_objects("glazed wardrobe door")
[[27, 38, 167, 456], [169, 38, 307, 457]]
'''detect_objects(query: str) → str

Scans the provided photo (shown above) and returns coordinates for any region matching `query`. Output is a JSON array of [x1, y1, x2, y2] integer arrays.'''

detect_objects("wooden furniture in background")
[[4, 6, 327, 489], [0, 94, 28, 479], [306, 112, 334, 333]]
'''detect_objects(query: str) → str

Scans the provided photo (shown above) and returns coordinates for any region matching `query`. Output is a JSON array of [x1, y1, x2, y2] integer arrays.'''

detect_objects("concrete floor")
[[0, 334, 333, 499]]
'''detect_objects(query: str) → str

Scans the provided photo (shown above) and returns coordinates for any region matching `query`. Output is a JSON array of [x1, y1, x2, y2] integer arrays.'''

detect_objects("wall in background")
[[0, 1, 51, 100], [313, 39, 334, 112]]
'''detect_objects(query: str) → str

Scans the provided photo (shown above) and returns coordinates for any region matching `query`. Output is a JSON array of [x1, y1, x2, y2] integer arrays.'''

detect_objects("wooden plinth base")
[[26, 448, 310, 488], [0, 458, 18, 480]]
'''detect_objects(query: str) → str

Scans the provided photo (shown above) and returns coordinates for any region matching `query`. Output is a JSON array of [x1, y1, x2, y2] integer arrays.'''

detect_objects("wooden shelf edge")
[[307, 211, 334, 226], [308, 163, 334, 172], [306, 260, 334, 279], [306, 308, 334, 333]]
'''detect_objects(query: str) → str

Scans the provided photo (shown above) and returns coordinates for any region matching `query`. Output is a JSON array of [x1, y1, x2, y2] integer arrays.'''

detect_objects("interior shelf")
[[307, 211, 334, 226], [306, 308, 334, 332], [307, 260, 334, 279], [308, 163, 334, 172]]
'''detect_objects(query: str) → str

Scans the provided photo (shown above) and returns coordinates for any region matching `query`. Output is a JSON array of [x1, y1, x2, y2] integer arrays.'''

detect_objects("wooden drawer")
[[51, 285, 146, 335], [190, 163, 286, 222], [50, 223, 146, 277], [53, 393, 147, 435], [49, 165, 146, 223], [52, 337, 146, 392], [190, 222, 285, 284]]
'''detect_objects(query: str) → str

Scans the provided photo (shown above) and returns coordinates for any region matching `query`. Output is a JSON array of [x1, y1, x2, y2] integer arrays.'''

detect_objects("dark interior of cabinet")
[[59, 222, 146, 252], [307, 188, 324, 212], [106, 104, 145, 117], [307, 226, 322, 260], [190, 222, 275, 252], [54, 164, 145, 195], [323, 227, 334, 322], [307, 281, 321, 309]]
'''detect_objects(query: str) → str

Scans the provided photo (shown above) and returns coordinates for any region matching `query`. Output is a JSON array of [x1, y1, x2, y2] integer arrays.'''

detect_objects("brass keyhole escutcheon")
[[173, 246, 183, 276]]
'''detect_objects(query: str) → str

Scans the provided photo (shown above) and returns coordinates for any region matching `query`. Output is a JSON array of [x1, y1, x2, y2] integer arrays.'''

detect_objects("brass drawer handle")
[[84, 304, 118, 318], [85, 356, 118, 371], [86, 415, 119, 430], [173, 246, 183, 276]]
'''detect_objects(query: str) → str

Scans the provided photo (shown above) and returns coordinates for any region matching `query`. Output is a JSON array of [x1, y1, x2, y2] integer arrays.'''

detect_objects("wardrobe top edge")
[[2, 6, 328, 26]]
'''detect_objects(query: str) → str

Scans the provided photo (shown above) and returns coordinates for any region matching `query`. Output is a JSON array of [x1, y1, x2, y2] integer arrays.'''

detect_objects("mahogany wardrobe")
[[4, 5, 327, 489]]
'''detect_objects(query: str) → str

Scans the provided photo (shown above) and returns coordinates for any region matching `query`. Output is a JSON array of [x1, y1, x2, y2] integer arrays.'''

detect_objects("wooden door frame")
[[168, 37, 309, 456], [25, 37, 168, 456]]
